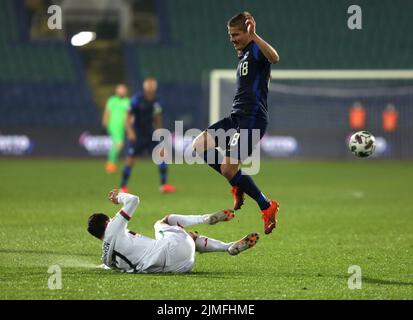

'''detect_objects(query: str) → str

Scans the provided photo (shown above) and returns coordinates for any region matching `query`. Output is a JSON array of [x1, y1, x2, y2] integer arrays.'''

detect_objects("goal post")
[[210, 69, 413, 124], [209, 69, 413, 159]]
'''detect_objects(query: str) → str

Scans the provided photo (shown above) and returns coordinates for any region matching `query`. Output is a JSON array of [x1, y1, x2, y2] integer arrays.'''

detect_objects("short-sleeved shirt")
[[106, 95, 130, 131], [129, 93, 162, 135], [231, 41, 271, 122]]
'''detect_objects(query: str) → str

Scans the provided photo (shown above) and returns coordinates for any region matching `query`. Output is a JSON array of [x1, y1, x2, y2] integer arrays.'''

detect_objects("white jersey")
[[102, 193, 195, 273]]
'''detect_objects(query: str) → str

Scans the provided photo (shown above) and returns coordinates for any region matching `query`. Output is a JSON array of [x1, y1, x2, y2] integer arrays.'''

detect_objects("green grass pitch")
[[0, 158, 412, 299]]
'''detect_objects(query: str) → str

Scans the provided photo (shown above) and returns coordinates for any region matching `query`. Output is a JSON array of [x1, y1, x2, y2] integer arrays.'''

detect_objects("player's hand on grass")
[[108, 189, 120, 204], [245, 15, 256, 37]]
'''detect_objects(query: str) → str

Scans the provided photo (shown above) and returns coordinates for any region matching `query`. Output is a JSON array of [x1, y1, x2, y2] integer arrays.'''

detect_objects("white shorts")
[[154, 221, 196, 273]]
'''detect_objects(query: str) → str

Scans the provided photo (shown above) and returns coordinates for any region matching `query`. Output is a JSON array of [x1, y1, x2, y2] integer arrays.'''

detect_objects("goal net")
[[209, 70, 413, 159]]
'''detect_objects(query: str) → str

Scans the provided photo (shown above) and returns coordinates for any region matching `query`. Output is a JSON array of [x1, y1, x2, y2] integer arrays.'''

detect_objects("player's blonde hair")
[[227, 12, 252, 32]]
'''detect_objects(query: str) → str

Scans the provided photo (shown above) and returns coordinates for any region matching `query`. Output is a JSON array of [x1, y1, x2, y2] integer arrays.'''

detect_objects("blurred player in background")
[[120, 77, 176, 193], [192, 12, 280, 234], [102, 84, 130, 174], [87, 189, 259, 273], [349, 101, 366, 130], [382, 103, 398, 132]]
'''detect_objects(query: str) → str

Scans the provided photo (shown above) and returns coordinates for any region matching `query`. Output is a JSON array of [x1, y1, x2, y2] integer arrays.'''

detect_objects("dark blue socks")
[[203, 149, 223, 174], [121, 165, 132, 188], [159, 161, 167, 185], [229, 170, 270, 210]]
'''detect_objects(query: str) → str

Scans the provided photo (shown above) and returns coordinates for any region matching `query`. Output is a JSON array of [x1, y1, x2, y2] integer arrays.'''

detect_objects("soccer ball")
[[348, 131, 376, 158]]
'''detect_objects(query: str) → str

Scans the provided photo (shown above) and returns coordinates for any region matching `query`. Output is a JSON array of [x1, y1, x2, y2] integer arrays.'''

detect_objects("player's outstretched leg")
[[191, 233, 233, 253], [227, 232, 260, 255], [206, 209, 235, 225], [164, 209, 234, 228], [189, 232, 260, 255]]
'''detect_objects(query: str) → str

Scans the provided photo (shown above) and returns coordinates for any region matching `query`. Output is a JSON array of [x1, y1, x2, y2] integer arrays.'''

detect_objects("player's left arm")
[[246, 15, 279, 64]]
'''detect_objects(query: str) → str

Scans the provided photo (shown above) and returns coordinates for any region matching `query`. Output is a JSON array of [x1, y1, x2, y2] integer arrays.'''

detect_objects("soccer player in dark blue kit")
[[193, 12, 280, 234], [120, 77, 176, 193]]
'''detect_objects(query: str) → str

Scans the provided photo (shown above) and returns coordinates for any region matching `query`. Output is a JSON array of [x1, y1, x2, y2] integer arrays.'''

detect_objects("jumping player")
[[192, 12, 280, 234], [87, 189, 260, 273]]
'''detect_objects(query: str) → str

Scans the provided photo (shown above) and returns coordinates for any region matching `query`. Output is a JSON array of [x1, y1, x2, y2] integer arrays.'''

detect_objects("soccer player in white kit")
[[87, 189, 260, 273]]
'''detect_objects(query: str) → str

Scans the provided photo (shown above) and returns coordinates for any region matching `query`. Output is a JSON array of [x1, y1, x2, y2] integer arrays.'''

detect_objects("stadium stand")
[[133, 0, 413, 78], [1, 0, 412, 131], [0, 0, 99, 128], [125, 0, 413, 129]]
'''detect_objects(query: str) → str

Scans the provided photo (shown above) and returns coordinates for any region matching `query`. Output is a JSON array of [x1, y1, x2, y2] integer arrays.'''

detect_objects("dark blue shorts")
[[126, 137, 156, 157], [207, 114, 267, 161]]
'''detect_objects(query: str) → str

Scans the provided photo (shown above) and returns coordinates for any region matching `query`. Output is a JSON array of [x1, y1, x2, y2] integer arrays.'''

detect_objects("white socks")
[[195, 235, 232, 253], [165, 214, 233, 253], [166, 214, 210, 227]]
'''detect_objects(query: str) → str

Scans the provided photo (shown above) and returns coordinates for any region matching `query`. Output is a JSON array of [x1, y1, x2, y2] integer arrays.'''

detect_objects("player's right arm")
[[246, 15, 279, 64], [107, 189, 140, 231]]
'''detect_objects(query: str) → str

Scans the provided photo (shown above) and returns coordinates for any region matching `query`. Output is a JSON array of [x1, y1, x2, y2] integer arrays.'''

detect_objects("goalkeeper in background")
[[102, 84, 130, 174]]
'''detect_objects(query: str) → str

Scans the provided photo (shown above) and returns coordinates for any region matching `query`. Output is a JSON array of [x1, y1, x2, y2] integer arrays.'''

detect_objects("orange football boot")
[[160, 183, 177, 193], [105, 162, 118, 174], [231, 186, 245, 210], [228, 233, 260, 255], [261, 200, 280, 234]]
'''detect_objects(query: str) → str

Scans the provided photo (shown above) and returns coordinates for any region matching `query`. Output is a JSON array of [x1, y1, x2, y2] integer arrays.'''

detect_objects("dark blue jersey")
[[231, 41, 271, 122], [129, 93, 162, 135]]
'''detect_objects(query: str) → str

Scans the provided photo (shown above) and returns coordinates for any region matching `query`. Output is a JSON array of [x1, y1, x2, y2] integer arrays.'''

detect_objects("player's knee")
[[220, 164, 238, 180], [192, 133, 203, 153], [162, 215, 171, 225], [187, 231, 198, 241], [192, 131, 214, 154]]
